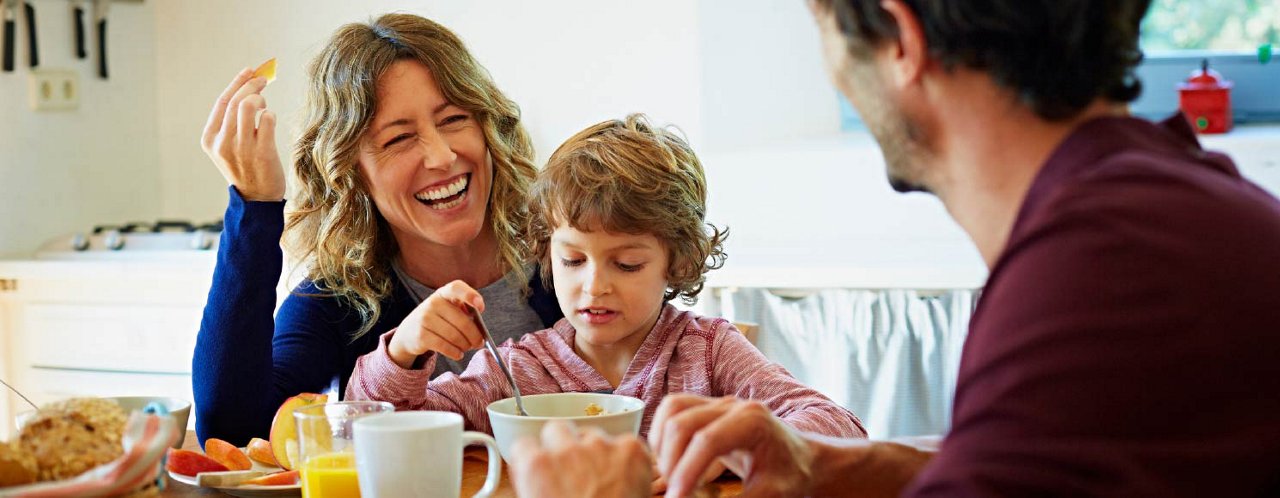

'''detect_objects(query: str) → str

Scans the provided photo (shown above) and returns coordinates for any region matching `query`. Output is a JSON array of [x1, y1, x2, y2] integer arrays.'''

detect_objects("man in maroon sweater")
[[508, 1, 1280, 497]]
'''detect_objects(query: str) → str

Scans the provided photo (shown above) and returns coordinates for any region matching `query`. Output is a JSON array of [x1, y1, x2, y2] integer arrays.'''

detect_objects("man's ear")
[[880, 0, 928, 88]]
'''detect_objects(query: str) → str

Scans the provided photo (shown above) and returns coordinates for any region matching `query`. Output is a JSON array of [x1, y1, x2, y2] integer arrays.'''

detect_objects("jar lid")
[[1179, 58, 1233, 90]]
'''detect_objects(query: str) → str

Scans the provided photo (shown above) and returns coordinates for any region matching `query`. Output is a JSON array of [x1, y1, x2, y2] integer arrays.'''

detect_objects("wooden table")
[[163, 431, 741, 497]]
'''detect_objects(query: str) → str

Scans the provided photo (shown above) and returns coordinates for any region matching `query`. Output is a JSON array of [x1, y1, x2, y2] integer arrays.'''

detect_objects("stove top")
[[36, 219, 223, 261], [91, 220, 223, 235]]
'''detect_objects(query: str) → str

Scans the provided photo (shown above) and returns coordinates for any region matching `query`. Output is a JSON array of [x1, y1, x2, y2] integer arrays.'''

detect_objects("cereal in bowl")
[[18, 397, 128, 481], [0, 441, 37, 487]]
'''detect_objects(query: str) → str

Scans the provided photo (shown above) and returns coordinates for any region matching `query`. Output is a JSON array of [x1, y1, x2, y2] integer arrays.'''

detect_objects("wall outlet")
[[28, 69, 81, 111]]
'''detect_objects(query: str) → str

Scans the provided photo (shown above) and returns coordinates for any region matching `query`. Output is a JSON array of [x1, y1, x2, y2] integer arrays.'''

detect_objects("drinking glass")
[[293, 400, 394, 498]]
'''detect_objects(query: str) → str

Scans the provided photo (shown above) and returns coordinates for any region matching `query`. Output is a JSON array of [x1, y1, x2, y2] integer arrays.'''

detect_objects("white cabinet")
[[0, 260, 214, 440]]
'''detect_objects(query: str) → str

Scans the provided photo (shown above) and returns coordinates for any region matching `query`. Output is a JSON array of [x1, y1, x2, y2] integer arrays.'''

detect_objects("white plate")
[[167, 448, 300, 497]]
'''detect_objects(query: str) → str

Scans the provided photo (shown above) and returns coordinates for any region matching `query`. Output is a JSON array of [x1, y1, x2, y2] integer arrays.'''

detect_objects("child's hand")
[[387, 280, 486, 369]]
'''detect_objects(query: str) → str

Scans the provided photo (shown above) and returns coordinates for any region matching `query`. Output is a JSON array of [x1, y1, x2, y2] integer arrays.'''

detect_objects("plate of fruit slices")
[[166, 438, 301, 497]]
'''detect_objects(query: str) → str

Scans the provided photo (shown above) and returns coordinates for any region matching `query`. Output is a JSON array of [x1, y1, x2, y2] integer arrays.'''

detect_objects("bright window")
[[1131, 0, 1280, 122], [1142, 0, 1278, 52]]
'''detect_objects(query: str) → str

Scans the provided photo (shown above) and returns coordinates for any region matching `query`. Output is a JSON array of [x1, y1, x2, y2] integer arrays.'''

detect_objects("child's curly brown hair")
[[529, 114, 727, 305]]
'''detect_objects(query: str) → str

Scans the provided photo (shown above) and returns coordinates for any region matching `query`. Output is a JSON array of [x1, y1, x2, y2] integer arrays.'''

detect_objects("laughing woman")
[[193, 13, 561, 445]]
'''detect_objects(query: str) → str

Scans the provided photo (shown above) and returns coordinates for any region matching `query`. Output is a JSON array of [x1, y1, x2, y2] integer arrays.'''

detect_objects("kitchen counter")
[[0, 257, 219, 440], [706, 240, 986, 290], [0, 258, 215, 280]]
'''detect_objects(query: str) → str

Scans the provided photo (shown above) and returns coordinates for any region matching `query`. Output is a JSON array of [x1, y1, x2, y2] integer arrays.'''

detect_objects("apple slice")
[[166, 448, 229, 477], [196, 470, 264, 488], [204, 437, 252, 471], [246, 437, 277, 467], [268, 393, 328, 470], [253, 57, 277, 84], [241, 470, 300, 487]]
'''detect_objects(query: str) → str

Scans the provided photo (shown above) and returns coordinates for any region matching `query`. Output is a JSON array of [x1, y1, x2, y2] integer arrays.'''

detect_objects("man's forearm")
[[807, 436, 935, 498]]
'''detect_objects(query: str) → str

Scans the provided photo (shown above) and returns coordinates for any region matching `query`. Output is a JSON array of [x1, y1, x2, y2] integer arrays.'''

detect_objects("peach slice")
[[268, 393, 328, 470], [241, 469, 300, 487], [204, 437, 252, 471], [252, 57, 277, 84], [166, 448, 229, 477], [246, 437, 277, 467]]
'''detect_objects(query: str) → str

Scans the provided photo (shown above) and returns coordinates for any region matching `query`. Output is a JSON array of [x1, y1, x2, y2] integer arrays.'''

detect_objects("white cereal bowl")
[[486, 392, 645, 462], [15, 396, 192, 449]]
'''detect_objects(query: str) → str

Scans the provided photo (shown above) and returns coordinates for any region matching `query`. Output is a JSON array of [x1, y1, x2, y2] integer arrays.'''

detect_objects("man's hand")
[[649, 394, 817, 498], [509, 421, 653, 498], [651, 395, 936, 498]]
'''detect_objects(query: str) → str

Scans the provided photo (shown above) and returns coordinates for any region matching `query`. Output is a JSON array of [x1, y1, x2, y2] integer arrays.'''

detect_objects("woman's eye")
[[384, 134, 412, 148], [440, 115, 468, 127], [560, 258, 584, 268], [618, 262, 645, 272]]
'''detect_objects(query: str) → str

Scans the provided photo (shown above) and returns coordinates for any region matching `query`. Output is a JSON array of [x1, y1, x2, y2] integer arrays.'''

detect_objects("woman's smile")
[[415, 173, 471, 212]]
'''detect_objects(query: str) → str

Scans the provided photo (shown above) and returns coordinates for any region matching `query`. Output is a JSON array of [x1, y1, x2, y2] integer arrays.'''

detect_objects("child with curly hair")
[[347, 114, 865, 443]]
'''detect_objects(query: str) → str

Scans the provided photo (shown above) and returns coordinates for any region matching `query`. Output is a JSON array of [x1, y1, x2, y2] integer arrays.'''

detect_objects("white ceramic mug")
[[353, 411, 502, 498]]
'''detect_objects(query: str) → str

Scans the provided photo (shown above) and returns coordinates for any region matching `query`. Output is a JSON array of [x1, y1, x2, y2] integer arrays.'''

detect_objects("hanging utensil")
[[92, 0, 106, 78], [22, 0, 35, 67], [466, 303, 529, 416], [1, 377, 40, 411], [2, 0, 15, 72], [72, 0, 86, 59]]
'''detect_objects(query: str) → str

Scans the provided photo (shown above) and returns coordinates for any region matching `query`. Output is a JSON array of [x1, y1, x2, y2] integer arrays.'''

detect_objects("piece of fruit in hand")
[[241, 469, 300, 486], [252, 58, 277, 83], [204, 437, 252, 471], [166, 448, 229, 477]]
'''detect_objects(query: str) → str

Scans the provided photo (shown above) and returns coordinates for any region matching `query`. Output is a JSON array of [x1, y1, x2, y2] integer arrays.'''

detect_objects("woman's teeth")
[[429, 194, 465, 210], [415, 175, 470, 210]]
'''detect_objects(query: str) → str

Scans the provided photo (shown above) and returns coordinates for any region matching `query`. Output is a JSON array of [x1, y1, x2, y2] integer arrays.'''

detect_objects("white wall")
[[697, 0, 841, 150], [692, 1, 983, 278], [0, 0, 160, 258], [154, 0, 701, 223]]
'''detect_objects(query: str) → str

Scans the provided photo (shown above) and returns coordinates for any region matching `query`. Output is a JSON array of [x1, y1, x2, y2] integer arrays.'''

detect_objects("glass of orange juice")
[[293, 400, 394, 498]]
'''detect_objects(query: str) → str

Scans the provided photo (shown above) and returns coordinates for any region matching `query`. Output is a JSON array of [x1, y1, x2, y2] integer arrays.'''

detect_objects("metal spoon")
[[1, 377, 39, 411], [466, 303, 529, 416]]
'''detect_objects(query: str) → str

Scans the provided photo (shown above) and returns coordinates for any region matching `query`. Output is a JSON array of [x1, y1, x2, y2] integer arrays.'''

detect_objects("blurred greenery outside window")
[[1132, 0, 1280, 122]]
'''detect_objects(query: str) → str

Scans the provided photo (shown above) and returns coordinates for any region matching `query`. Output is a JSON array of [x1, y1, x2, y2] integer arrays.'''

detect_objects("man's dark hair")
[[816, 0, 1152, 121]]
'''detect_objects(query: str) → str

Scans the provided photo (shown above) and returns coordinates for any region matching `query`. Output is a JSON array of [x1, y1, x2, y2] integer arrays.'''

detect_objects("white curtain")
[[715, 288, 976, 439]]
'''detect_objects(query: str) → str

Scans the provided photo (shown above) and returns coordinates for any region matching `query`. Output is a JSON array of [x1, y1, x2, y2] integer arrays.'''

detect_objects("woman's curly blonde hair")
[[529, 114, 727, 305], [285, 13, 537, 339]]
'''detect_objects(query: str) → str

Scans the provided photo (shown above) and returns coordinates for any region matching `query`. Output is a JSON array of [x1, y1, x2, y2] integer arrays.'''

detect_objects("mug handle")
[[462, 431, 502, 498]]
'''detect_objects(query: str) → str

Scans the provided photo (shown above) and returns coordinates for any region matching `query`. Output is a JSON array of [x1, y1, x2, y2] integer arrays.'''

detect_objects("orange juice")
[[301, 451, 361, 498]]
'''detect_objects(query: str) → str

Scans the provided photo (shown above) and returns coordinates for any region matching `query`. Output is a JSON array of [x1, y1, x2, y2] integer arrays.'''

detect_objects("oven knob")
[[191, 231, 214, 251], [71, 233, 90, 251], [104, 230, 125, 251]]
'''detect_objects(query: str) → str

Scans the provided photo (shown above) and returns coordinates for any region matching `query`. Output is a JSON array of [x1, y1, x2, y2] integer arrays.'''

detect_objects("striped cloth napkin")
[[1, 409, 181, 497]]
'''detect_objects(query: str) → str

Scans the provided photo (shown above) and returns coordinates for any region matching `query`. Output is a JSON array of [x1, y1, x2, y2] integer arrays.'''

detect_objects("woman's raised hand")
[[388, 280, 487, 369], [201, 67, 285, 201]]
